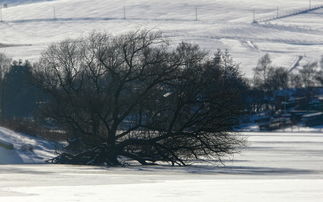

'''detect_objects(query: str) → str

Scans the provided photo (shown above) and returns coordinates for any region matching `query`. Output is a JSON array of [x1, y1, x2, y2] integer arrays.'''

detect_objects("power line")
[[0, 5, 2, 22]]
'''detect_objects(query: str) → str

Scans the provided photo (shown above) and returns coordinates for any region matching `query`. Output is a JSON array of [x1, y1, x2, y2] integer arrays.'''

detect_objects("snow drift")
[[0, 126, 58, 164]]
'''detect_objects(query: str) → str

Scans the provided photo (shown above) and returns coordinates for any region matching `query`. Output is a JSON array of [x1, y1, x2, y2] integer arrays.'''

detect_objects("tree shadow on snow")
[[120, 164, 318, 176], [185, 165, 318, 175]]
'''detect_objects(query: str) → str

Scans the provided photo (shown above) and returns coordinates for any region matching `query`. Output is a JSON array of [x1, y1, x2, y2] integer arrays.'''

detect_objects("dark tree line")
[[31, 30, 248, 166], [250, 53, 323, 114], [253, 53, 323, 91], [0, 57, 47, 120]]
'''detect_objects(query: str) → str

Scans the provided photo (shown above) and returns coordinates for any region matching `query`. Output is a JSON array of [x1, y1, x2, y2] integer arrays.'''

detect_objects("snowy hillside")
[[0, 127, 58, 164], [1, 0, 323, 77], [0, 0, 48, 4]]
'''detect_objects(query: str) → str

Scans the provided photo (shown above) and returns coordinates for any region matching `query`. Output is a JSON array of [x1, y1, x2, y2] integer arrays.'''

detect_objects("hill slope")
[[0, 0, 323, 76], [0, 127, 58, 164]]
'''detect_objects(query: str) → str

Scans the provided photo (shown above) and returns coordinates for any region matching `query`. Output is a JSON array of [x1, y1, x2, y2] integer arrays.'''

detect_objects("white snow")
[[0, 126, 58, 164], [1, 0, 323, 77], [238, 124, 323, 133], [0, 131, 323, 201], [276, 125, 323, 132], [1, 1, 323, 200], [1, 179, 323, 202]]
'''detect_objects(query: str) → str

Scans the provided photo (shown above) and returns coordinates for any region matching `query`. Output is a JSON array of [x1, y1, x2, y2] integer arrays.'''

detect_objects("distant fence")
[[254, 5, 323, 23], [1, 3, 323, 25], [0, 5, 203, 23]]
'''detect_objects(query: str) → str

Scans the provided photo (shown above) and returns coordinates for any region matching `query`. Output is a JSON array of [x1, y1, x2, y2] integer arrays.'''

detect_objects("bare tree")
[[299, 62, 318, 88], [34, 30, 246, 166], [289, 73, 303, 88], [264, 67, 289, 91], [315, 57, 323, 86], [316, 71, 323, 86], [253, 53, 272, 90]]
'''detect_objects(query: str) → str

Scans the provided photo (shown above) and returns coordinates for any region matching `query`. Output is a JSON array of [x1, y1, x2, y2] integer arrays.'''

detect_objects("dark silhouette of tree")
[[289, 73, 303, 88], [0, 53, 11, 120], [34, 30, 247, 166], [315, 58, 323, 86], [2, 60, 46, 119], [253, 53, 272, 90], [299, 62, 318, 88], [264, 67, 289, 91]]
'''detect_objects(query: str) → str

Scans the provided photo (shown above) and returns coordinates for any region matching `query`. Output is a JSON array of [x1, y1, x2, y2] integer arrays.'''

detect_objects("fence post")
[[53, 6, 56, 20], [0, 5, 3, 22], [195, 7, 198, 21]]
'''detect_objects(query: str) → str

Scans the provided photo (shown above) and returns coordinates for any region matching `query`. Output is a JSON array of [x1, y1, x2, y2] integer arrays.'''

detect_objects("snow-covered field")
[[1, 1, 323, 200], [1, 130, 323, 201], [1, 0, 323, 77]]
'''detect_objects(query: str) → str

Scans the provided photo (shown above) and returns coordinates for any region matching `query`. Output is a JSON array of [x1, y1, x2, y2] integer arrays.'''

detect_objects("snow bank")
[[0, 126, 58, 164], [276, 125, 323, 132], [238, 124, 323, 133]]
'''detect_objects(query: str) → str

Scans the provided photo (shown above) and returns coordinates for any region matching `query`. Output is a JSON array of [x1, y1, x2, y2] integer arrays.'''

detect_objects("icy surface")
[[1, 0, 323, 77], [0, 132, 323, 201]]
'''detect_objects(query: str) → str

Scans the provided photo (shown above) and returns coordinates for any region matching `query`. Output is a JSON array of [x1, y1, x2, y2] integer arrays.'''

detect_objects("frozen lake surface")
[[0, 132, 323, 201]]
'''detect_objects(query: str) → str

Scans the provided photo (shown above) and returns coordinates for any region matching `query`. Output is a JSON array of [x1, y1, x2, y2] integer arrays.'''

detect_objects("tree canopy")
[[34, 30, 247, 166]]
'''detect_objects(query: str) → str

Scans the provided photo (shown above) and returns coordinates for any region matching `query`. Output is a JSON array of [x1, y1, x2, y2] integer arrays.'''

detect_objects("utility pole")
[[123, 6, 126, 20], [53, 6, 56, 20], [253, 9, 256, 23], [276, 6, 279, 18], [0, 5, 2, 22], [195, 7, 198, 21], [309, 0, 312, 9]]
